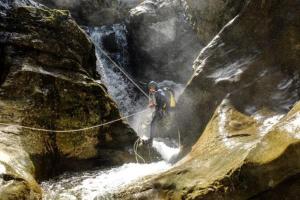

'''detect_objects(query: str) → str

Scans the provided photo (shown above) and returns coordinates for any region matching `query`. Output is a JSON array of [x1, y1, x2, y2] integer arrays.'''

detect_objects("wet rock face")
[[0, 0, 42, 10], [35, 0, 142, 26], [172, 0, 300, 155], [0, 1, 136, 198], [127, 0, 202, 83], [116, 0, 299, 197], [184, 0, 246, 44], [117, 100, 300, 199]]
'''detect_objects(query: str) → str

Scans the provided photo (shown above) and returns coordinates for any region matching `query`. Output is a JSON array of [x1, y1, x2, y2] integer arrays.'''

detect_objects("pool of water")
[[41, 138, 180, 200]]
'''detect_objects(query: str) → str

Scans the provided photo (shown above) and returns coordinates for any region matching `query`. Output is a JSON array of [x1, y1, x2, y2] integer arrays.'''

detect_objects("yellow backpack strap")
[[170, 92, 176, 108]]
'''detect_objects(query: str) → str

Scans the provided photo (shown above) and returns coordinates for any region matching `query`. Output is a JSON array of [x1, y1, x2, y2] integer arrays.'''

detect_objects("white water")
[[153, 139, 180, 162], [88, 24, 145, 116], [41, 140, 179, 200], [42, 161, 171, 200]]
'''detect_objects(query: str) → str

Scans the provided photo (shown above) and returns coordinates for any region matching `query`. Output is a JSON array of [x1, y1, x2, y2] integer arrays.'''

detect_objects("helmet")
[[148, 81, 158, 90]]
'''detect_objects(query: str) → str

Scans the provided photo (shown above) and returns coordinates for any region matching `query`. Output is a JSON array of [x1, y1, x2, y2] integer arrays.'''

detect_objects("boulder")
[[171, 0, 300, 156], [35, 0, 142, 26], [115, 100, 300, 199], [127, 0, 202, 83], [0, 1, 137, 198]]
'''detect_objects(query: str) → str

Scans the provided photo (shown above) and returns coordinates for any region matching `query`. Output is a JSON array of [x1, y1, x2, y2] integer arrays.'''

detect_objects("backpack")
[[162, 87, 176, 109]]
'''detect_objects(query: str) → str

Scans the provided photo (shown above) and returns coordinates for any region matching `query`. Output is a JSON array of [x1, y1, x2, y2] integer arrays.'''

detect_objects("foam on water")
[[41, 137, 180, 200], [153, 139, 180, 162], [42, 161, 171, 200]]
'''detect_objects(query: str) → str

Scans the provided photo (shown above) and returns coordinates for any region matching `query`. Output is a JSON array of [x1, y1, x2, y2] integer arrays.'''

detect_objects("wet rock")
[[0, 1, 137, 198], [114, 0, 300, 198], [171, 0, 300, 156], [102, 32, 121, 53], [35, 0, 142, 26], [184, 0, 246, 44], [251, 174, 300, 200], [127, 0, 202, 83], [0, 0, 43, 12], [115, 100, 300, 199]]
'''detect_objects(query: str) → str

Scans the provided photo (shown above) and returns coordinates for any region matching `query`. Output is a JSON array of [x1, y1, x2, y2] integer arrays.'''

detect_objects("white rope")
[[96, 46, 150, 99], [178, 129, 182, 149], [0, 109, 148, 133], [133, 138, 146, 163]]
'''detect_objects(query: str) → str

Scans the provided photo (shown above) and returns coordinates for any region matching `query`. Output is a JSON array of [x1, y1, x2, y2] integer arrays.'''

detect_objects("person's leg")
[[150, 113, 158, 144]]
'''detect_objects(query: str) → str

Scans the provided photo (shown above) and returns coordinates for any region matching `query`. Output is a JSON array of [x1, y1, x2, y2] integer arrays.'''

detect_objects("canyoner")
[[147, 81, 177, 144], [95, 46, 180, 162], [97, 44, 179, 151]]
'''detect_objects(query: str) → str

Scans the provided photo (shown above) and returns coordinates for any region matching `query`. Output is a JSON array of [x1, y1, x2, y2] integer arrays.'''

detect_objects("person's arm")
[[148, 94, 156, 108], [149, 101, 155, 108]]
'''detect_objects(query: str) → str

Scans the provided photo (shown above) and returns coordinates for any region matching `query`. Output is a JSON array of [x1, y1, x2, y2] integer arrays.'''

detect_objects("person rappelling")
[[147, 81, 177, 144]]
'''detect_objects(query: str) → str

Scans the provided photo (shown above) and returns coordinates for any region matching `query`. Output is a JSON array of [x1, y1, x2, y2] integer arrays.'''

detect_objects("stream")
[[41, 141, 179, 200]]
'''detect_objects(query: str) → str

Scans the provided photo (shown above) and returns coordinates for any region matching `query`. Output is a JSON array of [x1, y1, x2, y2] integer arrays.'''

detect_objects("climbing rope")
[[96, 46, 150, 99], [0, 109, 148, 133], [133, 138, 146, 163], [178, 129, 182, 149]]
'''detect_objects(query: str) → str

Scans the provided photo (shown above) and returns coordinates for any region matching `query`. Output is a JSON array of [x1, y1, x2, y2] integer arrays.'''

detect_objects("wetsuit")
[[150, 89, 168, 142]]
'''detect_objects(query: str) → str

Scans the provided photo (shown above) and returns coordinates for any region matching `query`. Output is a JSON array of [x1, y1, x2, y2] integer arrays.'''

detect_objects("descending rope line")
[[178, 129, 182, 149], [96, 46, 150, 99], [0, 109, 148, 133], [97, 46, 153, 163], [133, 138, 146, 164]]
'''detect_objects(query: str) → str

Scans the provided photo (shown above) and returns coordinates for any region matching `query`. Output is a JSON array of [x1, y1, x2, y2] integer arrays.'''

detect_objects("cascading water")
[[41, 24, 181, 200], [41, 138, 180, 200], [87, 24, 145, 116]]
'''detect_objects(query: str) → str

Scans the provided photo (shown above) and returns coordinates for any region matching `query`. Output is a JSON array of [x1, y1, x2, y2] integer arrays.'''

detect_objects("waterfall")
[[87, 24, 145, 116]]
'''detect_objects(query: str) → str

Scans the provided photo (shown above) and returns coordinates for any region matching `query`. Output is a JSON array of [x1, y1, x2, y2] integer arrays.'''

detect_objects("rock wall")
[[115, 0, 300, 198], [0, 1, 137, 198], [184, 0, 246, 44], [116, 100, 300, 199], [172, 0, 300, 156], [127, 0, 202, 83]]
